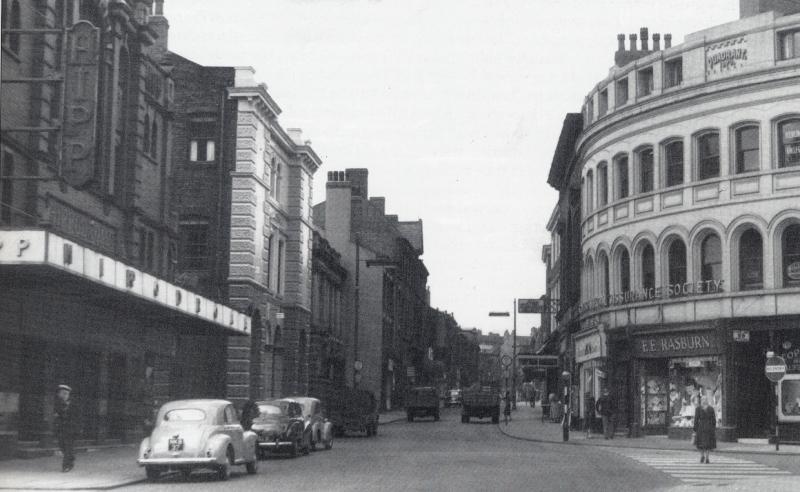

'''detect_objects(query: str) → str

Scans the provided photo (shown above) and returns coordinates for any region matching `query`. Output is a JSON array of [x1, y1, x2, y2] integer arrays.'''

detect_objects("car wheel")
[[491, 414, 499, 424], [434, 412, 440, 422], [246, 446, 258, 475], [407, 413, 413, 422], [145, 466, 160, 482], [461, 415, 468, 423], [302, 435, 311, 455], [324, 437, 333, 450], [290, 438, 299, 458], [371, 424, 378, 437], [217, 447, 233, 481]]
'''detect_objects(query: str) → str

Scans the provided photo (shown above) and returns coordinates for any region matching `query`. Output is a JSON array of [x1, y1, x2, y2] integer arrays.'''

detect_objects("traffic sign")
[[518, 299, 543, 313], [501, 354, 512, 367], [766, 355, 787, 382]]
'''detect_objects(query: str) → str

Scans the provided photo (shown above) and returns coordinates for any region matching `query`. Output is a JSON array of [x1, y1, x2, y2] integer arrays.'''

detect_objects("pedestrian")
[[143, 399, 160, 436], [693, 395, 717, 464], [503, 391, 512, 425], [595, 388, 616, 439], [584, 395, 596, 439], [240, 399, 259, 431], [54, 384, 76, 472]]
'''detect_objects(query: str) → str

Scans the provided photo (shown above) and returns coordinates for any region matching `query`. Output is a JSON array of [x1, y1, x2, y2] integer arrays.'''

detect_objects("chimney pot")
[[664, 33, 672, 49], [653, 33, 661, 51], [629, 33, 638, 51], [640, 27, 649, 51], [155, 0, 164, 16], [617, 33, 626, 52]]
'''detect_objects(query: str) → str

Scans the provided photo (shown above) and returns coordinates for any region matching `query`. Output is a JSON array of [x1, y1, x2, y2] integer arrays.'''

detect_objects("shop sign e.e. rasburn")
[[633, 331, 720, 358]]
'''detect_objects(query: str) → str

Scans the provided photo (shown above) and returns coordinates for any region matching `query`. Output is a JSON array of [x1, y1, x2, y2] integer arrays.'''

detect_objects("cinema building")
[[576, 2, 800, 442]]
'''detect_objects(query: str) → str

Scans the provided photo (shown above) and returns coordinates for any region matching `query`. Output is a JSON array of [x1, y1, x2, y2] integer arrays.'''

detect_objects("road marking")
[[610, 449, 793, 484]]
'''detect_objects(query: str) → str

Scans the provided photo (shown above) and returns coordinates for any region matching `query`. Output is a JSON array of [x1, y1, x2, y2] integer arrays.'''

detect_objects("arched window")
[[668, 239, 687, 287], [700, 234, 722, 283], [9, 0, 21, 54], [143, 115, 150, 154], [739, 229, 763, 290], [664, 140, 684, 187], [778, 119, 800, 168], [597, 162, 608, 207], [586, 257, 595, 299], [641, 243, 655, 291], [599, 252, 610, 300], [637, 147, 654, 193], [782, 224, 800, 287], [735, 125, 759, 173], [586, 170, 594, 214], [696, 132, 720, 180], [615, 155, 629, 199], [150, 120, 158, 158], [619, 248, 631, 293]]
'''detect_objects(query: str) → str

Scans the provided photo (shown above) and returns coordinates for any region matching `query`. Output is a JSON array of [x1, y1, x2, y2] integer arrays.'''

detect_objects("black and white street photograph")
[[2, 0, 800, 490]]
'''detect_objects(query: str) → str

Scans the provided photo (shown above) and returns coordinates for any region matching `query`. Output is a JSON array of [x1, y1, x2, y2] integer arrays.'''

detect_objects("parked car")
[[251, 399, 311, 458], [282, 397, 334, 450], [445, 389, 462, 407], [329, 387, 380, 437], [406, 386, 440, 421], [137, 399, 258, 481]]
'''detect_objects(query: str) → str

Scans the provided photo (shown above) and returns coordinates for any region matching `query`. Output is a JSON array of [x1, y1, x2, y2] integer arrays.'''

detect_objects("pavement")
[[0, 409, 408, 491], [498, 401, 800, 456]]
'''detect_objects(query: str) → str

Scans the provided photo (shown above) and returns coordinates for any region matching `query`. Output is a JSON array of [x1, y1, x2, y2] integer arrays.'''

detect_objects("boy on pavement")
[[595, 388, 616, 439], [54, 385, 76, 472]]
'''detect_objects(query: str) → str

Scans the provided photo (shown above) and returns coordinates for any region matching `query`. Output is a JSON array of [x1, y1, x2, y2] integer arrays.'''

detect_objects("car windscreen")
[[254, 403, 287, 422], [163, 408, 206, 423]]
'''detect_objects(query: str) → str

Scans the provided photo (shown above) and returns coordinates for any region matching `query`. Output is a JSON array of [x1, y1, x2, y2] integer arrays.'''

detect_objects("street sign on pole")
[[766, 354, 787, 382], [489, 311, 510, 317], [518, 299, 542, 313], [501, 354, 512, 368]]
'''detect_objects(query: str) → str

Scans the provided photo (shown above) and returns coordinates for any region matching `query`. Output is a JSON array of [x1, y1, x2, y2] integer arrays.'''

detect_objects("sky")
[[165, 0, 739, 334]]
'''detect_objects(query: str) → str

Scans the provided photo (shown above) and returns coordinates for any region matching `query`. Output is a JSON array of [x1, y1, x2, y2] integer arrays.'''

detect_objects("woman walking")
[[693, 395, 717, 463]]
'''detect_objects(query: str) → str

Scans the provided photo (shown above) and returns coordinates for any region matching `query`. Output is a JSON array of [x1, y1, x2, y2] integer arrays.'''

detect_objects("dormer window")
[[616, 78, 629, 106], [598, 89, 608, 117], [664, 58, 683, 88], [637, 67, 654, 97]]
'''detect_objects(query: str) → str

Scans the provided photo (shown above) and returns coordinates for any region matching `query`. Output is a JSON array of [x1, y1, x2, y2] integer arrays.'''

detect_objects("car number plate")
[[168, 437, 184, 451]]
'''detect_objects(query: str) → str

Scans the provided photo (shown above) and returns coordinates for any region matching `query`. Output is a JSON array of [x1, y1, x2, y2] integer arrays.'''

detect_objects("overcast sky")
[[166, 0, 739, 335]]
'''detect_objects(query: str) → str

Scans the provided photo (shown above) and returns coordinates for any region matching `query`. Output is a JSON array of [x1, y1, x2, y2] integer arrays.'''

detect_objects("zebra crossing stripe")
[[610, 449, 793, 483]]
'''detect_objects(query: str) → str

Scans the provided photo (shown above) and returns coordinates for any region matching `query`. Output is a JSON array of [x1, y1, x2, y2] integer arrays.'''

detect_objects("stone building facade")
[[0, 0, 249, 457], [575, 2, 800, 441]]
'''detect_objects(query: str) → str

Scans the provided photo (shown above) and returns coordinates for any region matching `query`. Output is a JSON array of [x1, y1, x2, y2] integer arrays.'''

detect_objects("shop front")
[[631, 327, 724, 440], [574, 328, 607, 431]]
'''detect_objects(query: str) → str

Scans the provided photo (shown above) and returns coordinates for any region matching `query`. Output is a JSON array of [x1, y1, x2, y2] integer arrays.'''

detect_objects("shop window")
[[782, 224, 800, 288], [664, 57, 683, 88], [586, 170, 594, 213], [637, 67, 654, 97], [734, 125, 759, 174], [637, 147, 654, 193], [180, 221, 209, 270], [641, 243, 655, 291], [669, 357, 722, 430], [598, 89, 608, 117], [778, 119, 800, 168], [668, 239, 687, 287], [779, 30, 800, 60], [664, 140, 684, 187], [597, 162, 608, 207], [619, 248, 630, 293], [615, 155, 629, 199], [738, 228, 763, 291], [616, 78, 629, 106], [779, 377, 800, 421], [700, 234, 722, 283], [641, 360, 667, 429], [696, 132, 720, 180]]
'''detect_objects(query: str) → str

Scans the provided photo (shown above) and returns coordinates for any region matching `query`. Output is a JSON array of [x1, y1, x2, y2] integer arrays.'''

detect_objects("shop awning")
[[0, 229, 250, 335]]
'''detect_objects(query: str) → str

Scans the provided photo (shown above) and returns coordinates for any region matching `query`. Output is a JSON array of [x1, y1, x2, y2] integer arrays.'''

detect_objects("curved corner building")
[[575, 6, 800, 441]]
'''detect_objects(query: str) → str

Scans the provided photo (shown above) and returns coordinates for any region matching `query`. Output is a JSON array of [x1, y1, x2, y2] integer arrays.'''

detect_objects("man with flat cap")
[[54, 385, 76, 472]]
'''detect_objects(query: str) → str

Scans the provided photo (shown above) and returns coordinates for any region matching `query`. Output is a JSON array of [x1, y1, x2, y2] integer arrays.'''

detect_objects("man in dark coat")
[[54, 385, 76, 472], [240, 400, 259, 431], [595, 388, 616, 439], [693, 396, 717, 463]]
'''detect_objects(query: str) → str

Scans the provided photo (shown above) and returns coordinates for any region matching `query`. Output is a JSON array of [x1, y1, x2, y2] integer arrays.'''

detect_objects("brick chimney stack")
[[664, 34, 672, 49], [653, 33, 661, 51], [640, 27, 649, 51]]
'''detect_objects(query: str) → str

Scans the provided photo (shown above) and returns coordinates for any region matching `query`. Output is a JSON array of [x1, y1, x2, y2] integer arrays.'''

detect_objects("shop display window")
[[668, 357, 722, 428], [779, 375, 800, 422], [640, 374, 667, 427]]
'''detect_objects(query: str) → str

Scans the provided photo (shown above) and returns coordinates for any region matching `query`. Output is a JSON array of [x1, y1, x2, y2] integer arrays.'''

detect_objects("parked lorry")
[[329, 388, 379, 437], [461, 384, 500, 424], [406, 386, 440, 422]]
